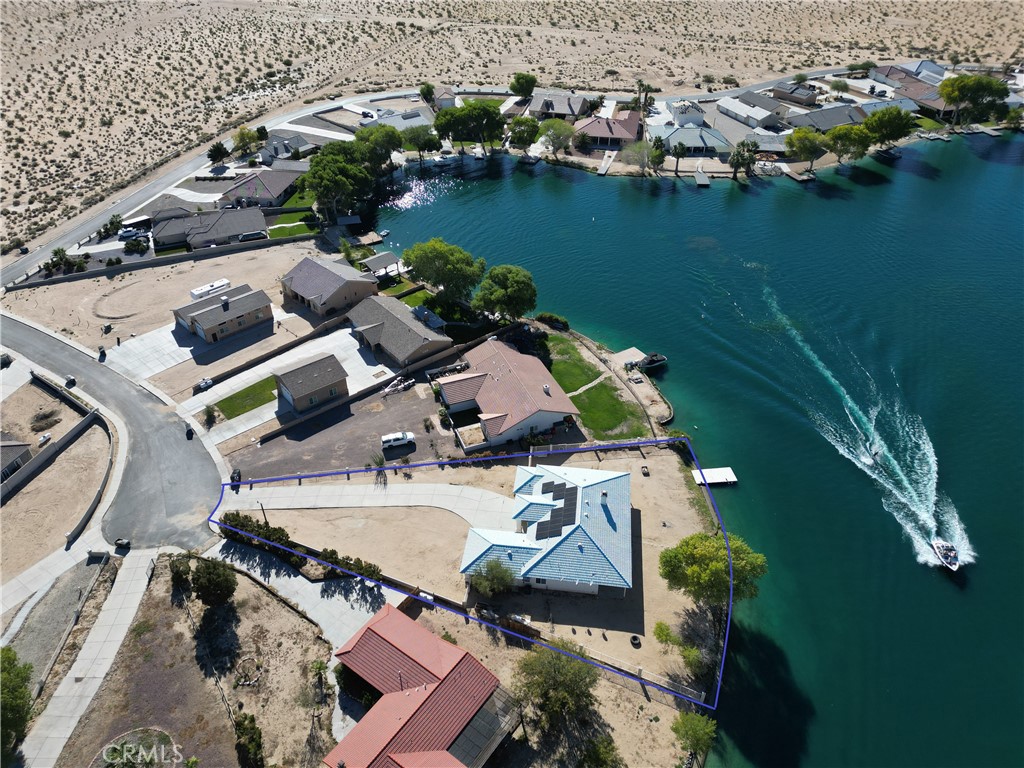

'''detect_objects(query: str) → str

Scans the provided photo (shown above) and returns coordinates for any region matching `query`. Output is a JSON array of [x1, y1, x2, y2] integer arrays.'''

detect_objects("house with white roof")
[[460, 464, 633, 596], [667, 99, 706, 126]]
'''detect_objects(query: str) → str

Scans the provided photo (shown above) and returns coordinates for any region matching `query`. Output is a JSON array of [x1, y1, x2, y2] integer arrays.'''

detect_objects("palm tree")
[[310, 659, 329, 702], [671, 143, 687, 175]]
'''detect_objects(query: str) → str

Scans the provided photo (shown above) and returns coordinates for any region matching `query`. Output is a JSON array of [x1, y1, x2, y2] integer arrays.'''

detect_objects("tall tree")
[[671, 142, 687, 174], [1006, 107, 1024, 131], [255, 125, 269, 141], [355, 124, 404, 173], [862, 105, 918, 147], [509, 116, 540, 149], [471, 264, 538, 319], [671, 711, 718, 758], [785, 127, 826, 171], [419, 82, 435, 103], [509, 72, 538, 98], [659, 532, 767, 607], [1, 647, 33, 757], [829, 79, 850, 95], [192, 558, 238, 607], [513, 639, 599, 732], [232, 125, 259, 155], [401, 238, 485, 302], [434, 107, 470, 149], [938, 73, 1010, 125], [793, 73, 809, 84], [538, 118, 574, 158], [621, 139, 657, 174], [303, 152, 372, 220], [727, 138, 760, 181], [208, 141, 231, 165], [825, 124, 873, 163], [401, 124, 441, 163], [462, 101, 504, 151]]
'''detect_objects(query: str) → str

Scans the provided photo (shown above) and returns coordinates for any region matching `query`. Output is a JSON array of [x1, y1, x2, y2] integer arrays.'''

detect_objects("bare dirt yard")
[[59, 556, 335, 768], [2, 0, 1019, 250], [259, 445, 706, 688], [1, 425, 110, 581], [416, 604, 689, 768], [0, 242, 323, 353], [1, 380, 83, 447]]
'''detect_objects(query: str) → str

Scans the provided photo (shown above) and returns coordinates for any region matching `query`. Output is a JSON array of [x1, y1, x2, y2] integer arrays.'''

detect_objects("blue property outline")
[[207, 436, 735, 710]]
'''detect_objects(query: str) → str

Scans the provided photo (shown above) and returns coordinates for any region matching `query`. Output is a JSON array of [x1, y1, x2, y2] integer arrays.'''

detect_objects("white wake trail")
[[764, 289, 974, 566]]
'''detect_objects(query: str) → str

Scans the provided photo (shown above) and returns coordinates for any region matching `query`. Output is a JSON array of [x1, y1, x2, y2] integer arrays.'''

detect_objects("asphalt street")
[[1, 315, 223, 549]]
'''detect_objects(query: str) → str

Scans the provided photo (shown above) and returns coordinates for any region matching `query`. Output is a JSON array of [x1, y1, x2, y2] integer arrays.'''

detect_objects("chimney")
[[220, 295, 229, 310]]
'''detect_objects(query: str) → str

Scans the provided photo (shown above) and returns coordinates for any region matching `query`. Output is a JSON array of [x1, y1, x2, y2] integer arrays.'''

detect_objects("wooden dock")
[[597, 150, 617, 176], [692, 467, 738, 485], [785, 170, 813, 183], [695, 159, 710, 187]]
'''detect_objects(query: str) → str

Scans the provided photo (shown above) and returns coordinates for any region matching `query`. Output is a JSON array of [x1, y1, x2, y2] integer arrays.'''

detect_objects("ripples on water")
[[384, 174, 462, 211]]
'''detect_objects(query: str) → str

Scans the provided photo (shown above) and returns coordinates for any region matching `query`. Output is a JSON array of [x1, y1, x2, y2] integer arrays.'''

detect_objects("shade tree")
[[824, 124, 873, 163], [401, 124, 441, 163], [508, 116, 540, 149], [538, 119, 574, 157], [401, 238, 485, 302], [509, 72, 538, 98], [862, 106, 918, 147], [513, 639, 599, 732], [785, 127, 827, 171], [471, 264, 537, 319]]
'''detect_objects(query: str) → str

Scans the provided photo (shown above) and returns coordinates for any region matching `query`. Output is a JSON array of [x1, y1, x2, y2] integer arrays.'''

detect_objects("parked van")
[[381, 431, 415, 449]]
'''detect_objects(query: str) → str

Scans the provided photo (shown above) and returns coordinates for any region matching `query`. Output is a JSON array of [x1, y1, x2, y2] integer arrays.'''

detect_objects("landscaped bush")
[[220, 511, 305, 569], [534, 311, 569, 330], [234, 713, 265, 768], [318, 547, 383, 580]]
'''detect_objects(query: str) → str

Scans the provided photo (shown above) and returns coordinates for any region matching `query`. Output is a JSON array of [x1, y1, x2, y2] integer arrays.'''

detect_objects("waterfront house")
[[347, 295, 452, 368], [459, 464, 633, 596], [437, 338, 579, 449], [572, 116, 635, 148], [869, 66, 952, 118], [648, 124, 731, 158], [667, 98, 706, 126], [172, 284, 272, 343], [772, 82, 818, 106], [435, 85, 457, 109], [274, 353, 347, 413], [357, 250, 401, 277], [322, 604, 518, 768], [718, 94, 784, 129], [361, 105, 436, 131], [152, 208, 268, 251], [785, 104, 867, 132], [256, 132, 319, 165], [859, 98, 919, 116], [281, 257, 379, 317]]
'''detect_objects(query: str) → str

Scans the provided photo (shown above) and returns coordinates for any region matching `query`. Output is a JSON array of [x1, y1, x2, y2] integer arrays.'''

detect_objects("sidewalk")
[[18, 549, 172, 768], [2, 529, 107, 615], [217, 482, 519, 531]]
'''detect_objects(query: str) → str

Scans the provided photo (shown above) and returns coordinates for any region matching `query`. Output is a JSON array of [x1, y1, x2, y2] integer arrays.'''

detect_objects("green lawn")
[[270, 222, 318, 238], [571, 380, 649, 441], [382, 276, 417, 296], [268, 210, 314, 226], [281, 185, 315, 208], [216, 377, 277, 419], [400, 289, 430, 307], [916, 116, 945, 131], [546, 334, 602, 393], [156, 246, 189, 256], [465, 97, 505, 109]]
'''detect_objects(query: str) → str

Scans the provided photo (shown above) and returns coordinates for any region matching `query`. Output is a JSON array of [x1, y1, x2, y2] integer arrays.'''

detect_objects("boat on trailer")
[[931, 538, 960, 571]]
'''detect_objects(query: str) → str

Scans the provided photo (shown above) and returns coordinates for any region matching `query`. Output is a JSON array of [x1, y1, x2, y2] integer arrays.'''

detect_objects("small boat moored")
[[931, 538, 960, 571], [379, 229, 391, 238], [633, 353, 668, 370]]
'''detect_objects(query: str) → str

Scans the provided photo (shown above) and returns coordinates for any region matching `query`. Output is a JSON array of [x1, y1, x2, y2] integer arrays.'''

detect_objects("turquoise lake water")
[[375, 136, 1024, 767]]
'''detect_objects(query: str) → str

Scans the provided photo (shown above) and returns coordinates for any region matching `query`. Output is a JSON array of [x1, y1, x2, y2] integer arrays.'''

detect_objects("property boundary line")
[[207, 436, 735, 710]]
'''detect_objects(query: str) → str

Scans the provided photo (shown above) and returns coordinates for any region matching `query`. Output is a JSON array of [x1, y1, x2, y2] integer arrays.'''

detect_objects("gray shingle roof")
[[276, 354, 347, 399], [358, 251, 400, 273], [1, 441, 31, 469], [738, 90, 785, 112], [178, 284, 271, 327], [348, 295, 450, 364], [786, 105, 866, 131], [154, 209, 266, 244], [281, 257, 377, 308]]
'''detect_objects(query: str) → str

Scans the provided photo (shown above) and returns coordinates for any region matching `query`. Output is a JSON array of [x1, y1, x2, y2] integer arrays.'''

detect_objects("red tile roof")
[[438, 340, 578, 440], [324, 606, 500, 768], [573, 116, 635, 141]]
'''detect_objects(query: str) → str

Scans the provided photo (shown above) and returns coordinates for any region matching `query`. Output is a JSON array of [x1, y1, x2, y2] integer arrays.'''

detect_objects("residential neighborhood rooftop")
[[275, 354, 347, 400]]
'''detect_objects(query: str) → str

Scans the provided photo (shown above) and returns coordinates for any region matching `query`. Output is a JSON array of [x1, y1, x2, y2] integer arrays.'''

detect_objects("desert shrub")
[[234, 713, 264, 768], [169, 555, 192, 593], [534, 311, 569, 330]]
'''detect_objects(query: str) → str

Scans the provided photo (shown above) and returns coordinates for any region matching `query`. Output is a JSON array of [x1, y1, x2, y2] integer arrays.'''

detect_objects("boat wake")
[[764, 289, 975, 567]]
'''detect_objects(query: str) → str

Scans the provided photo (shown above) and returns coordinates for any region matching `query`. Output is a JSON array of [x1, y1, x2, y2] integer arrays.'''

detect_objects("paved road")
[[1, 316, 222, 549]]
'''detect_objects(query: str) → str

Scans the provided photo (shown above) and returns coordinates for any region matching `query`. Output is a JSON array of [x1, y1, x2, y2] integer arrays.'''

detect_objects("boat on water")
[[634, 353, 668, 370], [875, 147, 902, 160], [519, 153, 540, 165], [379, 229, 390, 238], [931, 538, 960, 571]]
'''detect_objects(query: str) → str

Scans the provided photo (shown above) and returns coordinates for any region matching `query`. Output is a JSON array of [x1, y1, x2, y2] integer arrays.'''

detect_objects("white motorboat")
[[931, 538, 960, 571]]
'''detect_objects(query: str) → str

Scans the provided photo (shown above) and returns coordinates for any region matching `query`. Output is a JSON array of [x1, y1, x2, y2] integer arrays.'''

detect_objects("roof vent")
[[220, 295, 229, 308], [601, 490, 608, 497], [578, 543, 585, 553], [543, 384, 550, 395], [507, 550, 514, 559]]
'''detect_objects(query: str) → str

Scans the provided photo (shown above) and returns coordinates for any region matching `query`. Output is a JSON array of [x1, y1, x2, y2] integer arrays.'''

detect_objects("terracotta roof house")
[[347, 296, 452, 368], [572, 116, 635, 149], [172, 284, 272, 343], [460, 464, 633, 596], [438, 339, 579, 450], [152, 209, 267, 251], [281, 257, 379, 317], [322, 605, 518, 768], [274, 353, 347, 413], [218, 170, 304, 208], [667, 99, 706, 126], [772, 82, 818, 106], [525, 89, 591, 121], [785, 104, 867, 132], [869, 66, 952, 117], [614, 110, 644, 141]]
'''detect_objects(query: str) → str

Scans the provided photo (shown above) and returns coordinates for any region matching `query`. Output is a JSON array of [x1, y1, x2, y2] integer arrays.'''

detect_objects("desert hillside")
[[2, 0, 1020, 244]]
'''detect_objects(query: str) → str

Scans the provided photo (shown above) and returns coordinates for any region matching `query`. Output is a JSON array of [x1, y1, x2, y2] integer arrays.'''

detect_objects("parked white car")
[[381, 432, 415, 449]]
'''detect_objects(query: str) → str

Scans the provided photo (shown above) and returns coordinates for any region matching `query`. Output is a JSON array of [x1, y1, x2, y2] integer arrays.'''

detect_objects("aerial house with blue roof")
[[460, 464, 633, 597]]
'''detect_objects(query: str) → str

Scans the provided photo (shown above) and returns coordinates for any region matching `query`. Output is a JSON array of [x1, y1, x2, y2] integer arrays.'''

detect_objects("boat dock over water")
[[695, 159, 711, 187], [692, 467, 738, 485], [597, 150, 617, 176], [785, 170, 813, 183]]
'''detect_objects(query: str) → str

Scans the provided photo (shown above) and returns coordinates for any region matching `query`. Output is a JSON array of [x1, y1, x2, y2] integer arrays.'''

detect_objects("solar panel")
[[541, 482, 555, 493]]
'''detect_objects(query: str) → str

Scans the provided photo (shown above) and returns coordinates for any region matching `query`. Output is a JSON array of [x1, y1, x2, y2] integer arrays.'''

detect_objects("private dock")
[[971, 124, 1002, 137], [695, 159, 711, 187], [597, 150, 617, 176], [785, 170, 813, 183], [692, 467, 738, 485]]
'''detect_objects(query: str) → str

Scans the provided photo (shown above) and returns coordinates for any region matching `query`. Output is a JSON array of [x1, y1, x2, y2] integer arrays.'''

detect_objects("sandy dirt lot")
[[1, 381, 84, 447], [0, 242, 326, 353], [2, 0, 1018, 248], [1, 425, 110, 582], [60, 557, 335, 768]]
